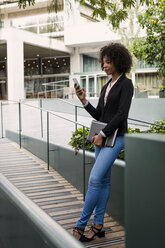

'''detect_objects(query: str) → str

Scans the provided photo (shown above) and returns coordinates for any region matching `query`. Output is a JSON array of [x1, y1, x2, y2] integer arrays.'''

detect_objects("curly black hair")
[[99, 43, 132, 74]]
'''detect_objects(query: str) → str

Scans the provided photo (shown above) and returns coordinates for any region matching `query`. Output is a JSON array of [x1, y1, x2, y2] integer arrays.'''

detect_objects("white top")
[[104, 74, 122, 105]]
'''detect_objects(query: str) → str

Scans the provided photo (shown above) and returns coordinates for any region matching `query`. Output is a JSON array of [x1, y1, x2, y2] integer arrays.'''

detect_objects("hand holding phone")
[[73, 78, 83, 95]]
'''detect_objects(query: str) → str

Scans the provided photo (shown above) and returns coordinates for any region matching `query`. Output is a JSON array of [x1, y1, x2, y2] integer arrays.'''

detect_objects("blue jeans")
[[77, 136, 124, 228]]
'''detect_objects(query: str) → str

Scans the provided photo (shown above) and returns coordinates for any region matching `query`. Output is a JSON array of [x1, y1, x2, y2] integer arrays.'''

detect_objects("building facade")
[[0, 0, 160, 101]]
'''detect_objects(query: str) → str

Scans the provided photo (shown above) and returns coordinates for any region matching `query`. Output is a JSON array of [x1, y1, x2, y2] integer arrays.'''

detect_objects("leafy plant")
[[69, 119, 165, 160], [17, 0, 156, 29], [69, 126, 145, 159], [132, 0, 165, 82], [149, 119, 165, 133], [69, 127, 95, 154]]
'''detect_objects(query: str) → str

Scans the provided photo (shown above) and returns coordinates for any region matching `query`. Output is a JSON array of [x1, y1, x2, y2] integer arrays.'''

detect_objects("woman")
[[73, 43, 134, 242]]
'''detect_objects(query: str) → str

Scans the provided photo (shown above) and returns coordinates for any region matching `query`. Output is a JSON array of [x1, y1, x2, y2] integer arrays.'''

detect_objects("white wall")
[[65, 22, 121, 47]]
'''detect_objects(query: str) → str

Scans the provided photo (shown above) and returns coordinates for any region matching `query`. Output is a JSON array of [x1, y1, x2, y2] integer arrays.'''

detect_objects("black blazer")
[[85, 74, 134, 137]]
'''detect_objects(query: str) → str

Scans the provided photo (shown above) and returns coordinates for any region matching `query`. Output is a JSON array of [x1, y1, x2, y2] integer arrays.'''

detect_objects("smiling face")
[[102, 55, 117, 76]]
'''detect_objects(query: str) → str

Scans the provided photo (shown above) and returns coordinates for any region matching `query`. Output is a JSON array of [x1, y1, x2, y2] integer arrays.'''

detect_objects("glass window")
[[80, 77, 86, 90], [83, 55, 101, 72], [97, 75, 108, 96], [0, 21, 4, 28], [42, 57, 70, 75], [88, 77, 95, 97], [25, 76, 69, 99], [11, 12, 64, 35], [135, 72, 160, 97], [24, 59, 39, 76], [0, 61, 6, 77], [136, 58, 157, 69]]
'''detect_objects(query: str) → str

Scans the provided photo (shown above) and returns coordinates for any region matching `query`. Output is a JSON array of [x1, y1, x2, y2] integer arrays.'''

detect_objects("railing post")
[[47, 111, 50, 170], [75, 106, 77, 131], [1, 101, 4, 138], [18, 102, 22, 149], [40, 99, 43, 138], [82, 126, 86, 201]]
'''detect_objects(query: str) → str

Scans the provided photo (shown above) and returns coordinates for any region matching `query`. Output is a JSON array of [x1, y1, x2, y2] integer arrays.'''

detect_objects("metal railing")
[[54, 98, 165, 130], [0, 100, 89, 200], [0, 173, 84, 248], [0, 99, 164, 200]]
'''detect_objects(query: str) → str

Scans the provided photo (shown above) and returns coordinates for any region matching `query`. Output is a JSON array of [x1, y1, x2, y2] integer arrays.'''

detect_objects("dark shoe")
[[73, 226, 85, 242], [81, 224, 105, 242]]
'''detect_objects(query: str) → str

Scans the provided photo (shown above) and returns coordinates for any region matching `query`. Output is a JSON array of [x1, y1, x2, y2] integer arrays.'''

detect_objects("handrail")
[[55, 98, 165, 129], [0, 99, 88, 200], [1, 98, 165, 130], [128, 117, 163, 127], [0, 173, 84, 248], [0, 99, 164, 199], [57, 98, 84, 109], [21, 102, 88, 128]]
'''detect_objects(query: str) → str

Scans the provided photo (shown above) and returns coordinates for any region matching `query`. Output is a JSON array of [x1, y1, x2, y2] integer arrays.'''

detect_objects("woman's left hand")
[[92, 133, 103, 147]]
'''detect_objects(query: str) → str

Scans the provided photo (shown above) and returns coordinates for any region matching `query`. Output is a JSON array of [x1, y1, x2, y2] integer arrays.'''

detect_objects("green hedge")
[[69, 119, 165, 160]]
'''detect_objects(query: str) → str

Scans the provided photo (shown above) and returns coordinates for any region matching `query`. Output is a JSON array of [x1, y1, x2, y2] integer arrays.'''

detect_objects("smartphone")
[[73, 78, 80, 88], [73, 78, 83, 95]]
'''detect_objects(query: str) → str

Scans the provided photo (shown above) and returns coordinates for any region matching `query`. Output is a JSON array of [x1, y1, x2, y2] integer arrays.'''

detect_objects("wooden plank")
[[84, 238, 124, 248], [6, 172, 64, 181], [0, 158, 35, 163], [0, 162, 40, 168], [14, 178, 61, 186], [33, 193, 83, 203], [40, 200, 83, 210], [5, 172, 49, 178], [0, 139, 125, 248], [26, 187, 77, 197], [17, 182, 69, 191], [58, 216, 114, 226], [3, 169, 47, 176], [44, 204, 83, 213], [104, 231, 125, 239], [91, 243, 125, 248], [49, 208, 84, 217], [30, 192, 71, 201], [9, 175, 55, 183], [21, 186, 66, 194]]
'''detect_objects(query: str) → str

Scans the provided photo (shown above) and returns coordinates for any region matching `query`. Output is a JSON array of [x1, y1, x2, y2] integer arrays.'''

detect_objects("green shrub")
[[69, 127, 143, 159], [69, 127, 95, 154], [149, 119, 165, 133], [69, 119, 165, 159]]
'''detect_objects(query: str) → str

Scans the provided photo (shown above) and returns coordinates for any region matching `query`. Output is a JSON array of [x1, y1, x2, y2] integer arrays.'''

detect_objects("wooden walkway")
[[0, 138, 125, 248]]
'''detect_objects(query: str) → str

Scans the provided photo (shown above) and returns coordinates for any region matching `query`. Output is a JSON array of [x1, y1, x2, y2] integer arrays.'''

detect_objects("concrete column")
[[1, 10, 10, 28], [7, 35, 24, 101], [70, 48, 81, 75]]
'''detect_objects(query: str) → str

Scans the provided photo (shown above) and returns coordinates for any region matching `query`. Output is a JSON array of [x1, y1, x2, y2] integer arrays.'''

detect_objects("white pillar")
[[70, 48, 81, 75], [3, 12, 10, 28], [7, 36, 24, 101]]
